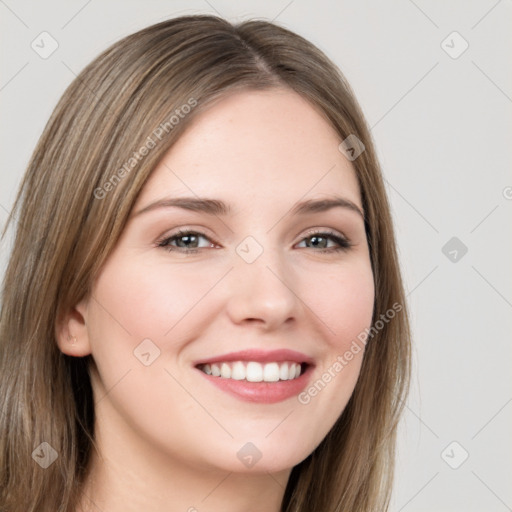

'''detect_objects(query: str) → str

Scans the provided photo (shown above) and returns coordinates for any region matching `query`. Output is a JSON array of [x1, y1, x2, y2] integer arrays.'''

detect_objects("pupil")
[[309, 236, 326, 248], [178, 235, 197, 248]]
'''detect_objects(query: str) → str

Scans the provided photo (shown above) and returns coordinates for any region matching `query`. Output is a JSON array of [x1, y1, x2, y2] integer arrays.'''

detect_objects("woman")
[[0, 14, 411, 512]]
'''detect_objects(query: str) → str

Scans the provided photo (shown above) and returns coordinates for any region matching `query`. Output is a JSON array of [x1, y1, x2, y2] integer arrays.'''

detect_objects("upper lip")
[[193, 349, 314, 366]]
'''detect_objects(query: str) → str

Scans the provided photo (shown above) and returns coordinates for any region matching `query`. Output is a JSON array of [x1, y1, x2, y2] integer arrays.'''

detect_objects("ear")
[[55, 298, 93, 357]]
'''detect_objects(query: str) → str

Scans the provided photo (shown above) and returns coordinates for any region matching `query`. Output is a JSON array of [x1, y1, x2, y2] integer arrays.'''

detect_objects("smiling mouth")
[[196, 361, 307, 382]]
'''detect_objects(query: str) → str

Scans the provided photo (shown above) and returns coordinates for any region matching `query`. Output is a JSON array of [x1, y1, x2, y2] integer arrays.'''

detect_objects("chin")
[[208, 436, 315, 475]]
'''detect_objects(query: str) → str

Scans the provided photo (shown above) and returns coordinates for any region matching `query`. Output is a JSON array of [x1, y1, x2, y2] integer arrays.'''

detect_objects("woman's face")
[[75, 88, 374, 474]]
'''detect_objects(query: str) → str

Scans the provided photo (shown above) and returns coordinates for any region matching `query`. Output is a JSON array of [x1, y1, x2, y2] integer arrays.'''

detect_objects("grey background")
[[1, 1, 511, 510]]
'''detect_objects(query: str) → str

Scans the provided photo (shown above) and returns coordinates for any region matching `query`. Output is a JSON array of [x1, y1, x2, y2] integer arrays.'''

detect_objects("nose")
[[225, 246, 300, 331]]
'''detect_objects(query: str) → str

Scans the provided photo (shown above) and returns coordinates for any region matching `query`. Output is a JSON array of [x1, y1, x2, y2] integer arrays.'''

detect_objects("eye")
[[156, 229, 353, 255], [157, 230, 217, 254], [296, 230, 352, 253]]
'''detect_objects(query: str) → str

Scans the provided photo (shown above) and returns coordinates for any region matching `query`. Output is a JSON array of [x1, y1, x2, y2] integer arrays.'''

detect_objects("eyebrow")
[[132, 196, 364, 220]]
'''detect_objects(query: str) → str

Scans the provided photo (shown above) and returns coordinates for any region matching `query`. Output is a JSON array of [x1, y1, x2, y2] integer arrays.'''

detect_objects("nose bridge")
[[226, 234, 299, 326]]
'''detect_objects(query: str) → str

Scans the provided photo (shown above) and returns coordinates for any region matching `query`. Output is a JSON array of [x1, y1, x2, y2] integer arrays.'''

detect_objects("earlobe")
[[55, 299, 92, 357]]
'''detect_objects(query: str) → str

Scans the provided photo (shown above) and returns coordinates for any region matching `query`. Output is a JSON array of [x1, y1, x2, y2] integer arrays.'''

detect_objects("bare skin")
[[57, 87, 375, 512]]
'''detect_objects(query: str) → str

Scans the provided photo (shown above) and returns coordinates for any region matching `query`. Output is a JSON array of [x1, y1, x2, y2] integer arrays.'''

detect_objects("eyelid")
[[156, 225, 219, 242], [301, 227, 349, 241], [156, 225, 349, 243]]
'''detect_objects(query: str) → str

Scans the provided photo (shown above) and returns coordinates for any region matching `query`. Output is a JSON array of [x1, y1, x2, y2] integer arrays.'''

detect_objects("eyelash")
[[156, 229, 353, 255]]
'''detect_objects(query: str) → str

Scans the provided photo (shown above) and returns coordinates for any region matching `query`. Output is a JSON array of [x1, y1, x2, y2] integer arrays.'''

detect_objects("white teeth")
[[231, 361, 245, 380], [246, 362, 263, 382], [279, 362, 289, 381], [220, 363, 231, 379], [263, 362, 280, 382], [199, 361, 304, 382]]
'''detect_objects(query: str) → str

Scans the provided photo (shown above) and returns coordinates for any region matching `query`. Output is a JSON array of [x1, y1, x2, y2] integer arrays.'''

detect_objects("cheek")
[[90, 256, 213, 344], [306, 261, 375, 349], [293, 262, 374, 438]]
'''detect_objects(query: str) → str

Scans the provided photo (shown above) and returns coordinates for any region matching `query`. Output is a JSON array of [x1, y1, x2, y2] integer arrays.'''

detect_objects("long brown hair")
[[0, 14, 410, 512]]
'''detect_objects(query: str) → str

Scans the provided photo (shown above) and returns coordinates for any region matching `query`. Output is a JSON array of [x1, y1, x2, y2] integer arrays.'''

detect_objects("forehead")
[[136, 88, 361, 212]]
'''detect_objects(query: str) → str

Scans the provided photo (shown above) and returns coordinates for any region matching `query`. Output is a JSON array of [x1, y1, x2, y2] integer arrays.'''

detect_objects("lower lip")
[[196, 365, 313, 404]]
